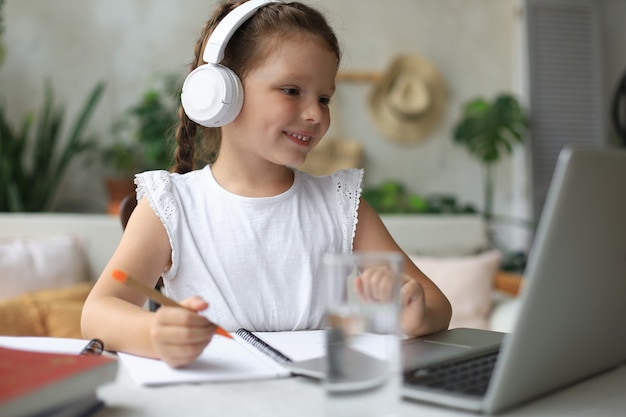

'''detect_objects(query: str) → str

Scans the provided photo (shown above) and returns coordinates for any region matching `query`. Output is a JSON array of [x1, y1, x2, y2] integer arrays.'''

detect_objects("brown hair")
[[172, 1, 342, 174]]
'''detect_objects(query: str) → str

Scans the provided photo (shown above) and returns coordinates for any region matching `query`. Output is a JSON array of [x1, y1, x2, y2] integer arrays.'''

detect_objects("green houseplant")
[[101, 74, 179, 213], [452, 94, 528, 222], [362, 180, 476, 215], [0, 82, 105, 212], [453, 94, 530, 271], [102, 74, 179, 176]]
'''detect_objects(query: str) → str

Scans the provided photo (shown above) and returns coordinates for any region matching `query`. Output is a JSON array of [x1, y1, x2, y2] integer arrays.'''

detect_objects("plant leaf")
[[0, 81, 104, 212]]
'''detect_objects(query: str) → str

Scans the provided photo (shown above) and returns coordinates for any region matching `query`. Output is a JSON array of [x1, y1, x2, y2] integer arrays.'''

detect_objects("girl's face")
[[224, 35, 338, 169]]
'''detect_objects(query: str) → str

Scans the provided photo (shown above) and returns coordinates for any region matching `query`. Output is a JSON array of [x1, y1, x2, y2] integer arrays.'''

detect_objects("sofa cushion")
[[0, 235, 88, 301], [0, 282, 93, 338], [411, 250, 502, 330]]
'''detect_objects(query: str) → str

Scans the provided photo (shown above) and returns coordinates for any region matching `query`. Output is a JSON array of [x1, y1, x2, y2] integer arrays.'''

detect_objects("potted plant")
[[452, 93, 528, 222], [101, 74, 180, 213], [453, 93, 530, 271], [362, 180, 476, 215], [0, 81, 105, 212]]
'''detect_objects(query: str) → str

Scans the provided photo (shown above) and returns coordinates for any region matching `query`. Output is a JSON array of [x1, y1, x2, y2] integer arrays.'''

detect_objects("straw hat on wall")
[[368, 54, 447, 144]]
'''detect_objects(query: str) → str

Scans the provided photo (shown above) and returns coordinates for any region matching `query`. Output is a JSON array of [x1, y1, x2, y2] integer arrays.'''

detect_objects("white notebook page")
[[118, 333, 290, 386]]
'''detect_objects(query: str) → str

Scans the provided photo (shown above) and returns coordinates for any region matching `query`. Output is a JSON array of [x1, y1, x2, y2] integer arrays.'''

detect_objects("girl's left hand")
[[398, 274, 426, 336], [354, 267, 426, 335]]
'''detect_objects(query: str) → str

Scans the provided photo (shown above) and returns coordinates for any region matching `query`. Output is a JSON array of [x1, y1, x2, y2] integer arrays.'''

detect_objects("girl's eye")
[[319, 96, 332, 106], [282, 87, 300, 96]]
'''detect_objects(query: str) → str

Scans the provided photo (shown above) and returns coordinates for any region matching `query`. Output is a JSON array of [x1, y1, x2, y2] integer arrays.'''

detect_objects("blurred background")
[[1, 0, 625, 254]]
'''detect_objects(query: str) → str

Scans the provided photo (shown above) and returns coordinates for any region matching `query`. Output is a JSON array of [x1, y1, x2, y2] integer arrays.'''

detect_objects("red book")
[[0, 346, 117, 417]]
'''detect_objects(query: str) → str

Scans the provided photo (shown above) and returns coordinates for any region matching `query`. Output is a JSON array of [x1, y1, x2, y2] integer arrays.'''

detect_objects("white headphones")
[[181, 0, 279, 127]]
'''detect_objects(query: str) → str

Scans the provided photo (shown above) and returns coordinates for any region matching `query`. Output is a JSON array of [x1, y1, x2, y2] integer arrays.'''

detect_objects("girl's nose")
[[302, 100, 324, 123]]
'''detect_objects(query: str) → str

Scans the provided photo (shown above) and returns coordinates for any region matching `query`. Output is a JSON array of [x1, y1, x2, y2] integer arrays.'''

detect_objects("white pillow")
[[0, 235, 88, 301], [410, 250, 502, 330]]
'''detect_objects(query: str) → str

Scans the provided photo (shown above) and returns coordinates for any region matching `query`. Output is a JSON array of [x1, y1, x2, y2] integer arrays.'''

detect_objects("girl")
[[81, 0, 451, 368]]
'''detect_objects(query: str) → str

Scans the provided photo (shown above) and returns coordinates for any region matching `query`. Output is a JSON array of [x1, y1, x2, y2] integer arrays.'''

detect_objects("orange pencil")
[[111, 269, 233, 339]]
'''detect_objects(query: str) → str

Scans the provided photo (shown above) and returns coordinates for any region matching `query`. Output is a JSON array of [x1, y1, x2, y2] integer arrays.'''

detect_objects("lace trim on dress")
[[334, 168, 364, 252], [134, 170, 179, 278]]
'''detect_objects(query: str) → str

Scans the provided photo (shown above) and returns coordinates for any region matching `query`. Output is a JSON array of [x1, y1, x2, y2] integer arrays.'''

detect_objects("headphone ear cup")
[[181, 64, 244, 127]]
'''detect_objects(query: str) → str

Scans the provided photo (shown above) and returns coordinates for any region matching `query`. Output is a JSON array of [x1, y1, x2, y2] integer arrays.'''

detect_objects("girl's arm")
[[352, 198, 452, 337], [81, 198, 215, 367]]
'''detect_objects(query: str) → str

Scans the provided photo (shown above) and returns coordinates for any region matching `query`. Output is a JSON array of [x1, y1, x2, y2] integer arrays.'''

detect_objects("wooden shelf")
[[336, 70, 383, 83]]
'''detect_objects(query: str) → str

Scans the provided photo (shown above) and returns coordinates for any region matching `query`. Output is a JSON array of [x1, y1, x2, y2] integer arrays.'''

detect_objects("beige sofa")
[[0, 214, 122, 338], [0, 213, 520, 338]]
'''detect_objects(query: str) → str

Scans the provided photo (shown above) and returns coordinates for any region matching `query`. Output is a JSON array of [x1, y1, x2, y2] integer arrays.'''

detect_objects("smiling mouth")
[[285, 131, 312, 143]]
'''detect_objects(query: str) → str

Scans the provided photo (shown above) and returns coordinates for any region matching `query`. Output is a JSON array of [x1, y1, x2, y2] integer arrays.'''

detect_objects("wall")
[[0, 0, 518, 210], [1, 0, 623, 249]]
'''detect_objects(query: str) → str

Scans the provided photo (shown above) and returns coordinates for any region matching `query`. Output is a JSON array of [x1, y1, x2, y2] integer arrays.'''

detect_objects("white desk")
[[95, 363, 626, 417], [2, 337, 624, 417]]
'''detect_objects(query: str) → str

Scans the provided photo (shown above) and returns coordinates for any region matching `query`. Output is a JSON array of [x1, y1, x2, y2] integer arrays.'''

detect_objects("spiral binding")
[[235, 329, 293, 366]]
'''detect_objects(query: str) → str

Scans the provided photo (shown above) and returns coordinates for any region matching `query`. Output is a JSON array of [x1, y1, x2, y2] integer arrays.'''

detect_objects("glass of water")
[[322, 251, 403, 417]]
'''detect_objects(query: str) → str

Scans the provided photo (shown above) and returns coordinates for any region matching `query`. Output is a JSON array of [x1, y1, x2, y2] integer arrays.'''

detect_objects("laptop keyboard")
[[404, 350, 500, 397]]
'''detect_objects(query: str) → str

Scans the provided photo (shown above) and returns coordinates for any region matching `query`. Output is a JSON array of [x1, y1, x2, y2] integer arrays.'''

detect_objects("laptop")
[[288, 146, 626, 414]]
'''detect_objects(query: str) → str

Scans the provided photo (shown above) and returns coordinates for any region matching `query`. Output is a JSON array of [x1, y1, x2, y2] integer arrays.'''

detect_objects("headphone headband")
[[203, 0, 279, 64], [181, 0, 280, 127]]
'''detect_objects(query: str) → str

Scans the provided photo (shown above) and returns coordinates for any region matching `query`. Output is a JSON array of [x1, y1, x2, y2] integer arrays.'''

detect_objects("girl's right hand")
[[149, 296, 216, 368]]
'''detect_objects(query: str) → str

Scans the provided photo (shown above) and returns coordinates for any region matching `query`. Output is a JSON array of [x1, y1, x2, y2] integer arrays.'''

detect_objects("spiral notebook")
[[117, 329, 324, 386]]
